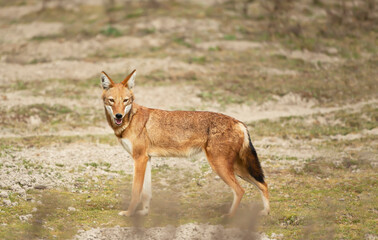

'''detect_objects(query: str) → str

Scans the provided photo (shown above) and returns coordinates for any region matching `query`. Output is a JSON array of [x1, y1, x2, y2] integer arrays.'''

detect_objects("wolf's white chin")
[[114, 118, 123, 126]]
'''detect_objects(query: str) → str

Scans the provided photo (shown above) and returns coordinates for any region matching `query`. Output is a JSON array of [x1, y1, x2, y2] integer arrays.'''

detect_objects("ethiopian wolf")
[[101, 70, 270, 217]]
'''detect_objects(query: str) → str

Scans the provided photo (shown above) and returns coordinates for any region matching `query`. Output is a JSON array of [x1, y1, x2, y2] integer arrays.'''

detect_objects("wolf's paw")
[[118, 211, 133, 217], [136, 208, 149, 216]]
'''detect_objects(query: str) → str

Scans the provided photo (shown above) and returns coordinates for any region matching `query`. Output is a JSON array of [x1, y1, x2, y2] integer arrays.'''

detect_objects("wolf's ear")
[[100, 71, 114, 89], [121, 69, 136, 89]]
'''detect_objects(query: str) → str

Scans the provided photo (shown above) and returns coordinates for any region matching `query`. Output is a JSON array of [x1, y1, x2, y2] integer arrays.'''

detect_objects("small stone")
[[32, 207, 38, 212], [34, 185, 47, 190], [284, 194, 289, 198], [271, 233, 284, 239], [333, 160, 342, 168], [11, 184, 21, 191], [371, 162, 378, 168], [28, 115, 42, 126], [214, 176, 220, 180], [325, 47, 338, 55], [68, 207, 76, 212], [3, 199, 11, 206], [365, 233, 378, 240], [339, 198, 345, 201], [86, 199, 91, 203], [293, 166, 303, 173], [0, 191, 8, 198], [19, 214, 33, 222], [16, 188, 26, 197]]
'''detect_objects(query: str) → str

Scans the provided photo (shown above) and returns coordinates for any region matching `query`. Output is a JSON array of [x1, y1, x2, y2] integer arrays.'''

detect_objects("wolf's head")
[[101, 70, 136, 127]]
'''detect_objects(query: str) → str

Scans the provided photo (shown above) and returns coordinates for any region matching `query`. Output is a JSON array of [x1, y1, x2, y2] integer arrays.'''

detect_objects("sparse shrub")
[[125, 8, 144, 19], [84, 162, 98, 168], [103, 0, 116, 24], [280, 214, 304, 226], [323, 0, 377, 37], [341, 158, 359, 169], [230, 0, 256, 16], [101, 25, 122, 37], [302, 161, 323, 175], [260, 0, 298, 36], [173, 37, 192, 48], [142, 27, 155, 35], [223, 34, 236, 40], [189, 56, 206, 65]]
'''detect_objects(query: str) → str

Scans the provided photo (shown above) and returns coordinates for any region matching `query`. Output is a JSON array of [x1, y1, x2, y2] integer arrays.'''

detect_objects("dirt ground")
[[0, 0, 377, 239]]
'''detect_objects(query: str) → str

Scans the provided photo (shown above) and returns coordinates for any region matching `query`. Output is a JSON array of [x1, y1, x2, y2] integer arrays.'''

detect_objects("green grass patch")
[[188, 56, 206, 64], [100, 25, 122, 37], [173, 37, 192, 48], [125, 8, 144, 19], [223, 34, 236, 40]]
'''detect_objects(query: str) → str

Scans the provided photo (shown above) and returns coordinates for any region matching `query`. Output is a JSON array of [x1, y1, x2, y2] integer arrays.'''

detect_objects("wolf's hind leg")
[[234, 164, 270, 216], [206, 154, 244, 217]]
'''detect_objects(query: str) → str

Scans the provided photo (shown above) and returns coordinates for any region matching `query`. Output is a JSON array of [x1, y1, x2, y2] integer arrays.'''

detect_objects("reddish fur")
[[102, 70, 269, 217]]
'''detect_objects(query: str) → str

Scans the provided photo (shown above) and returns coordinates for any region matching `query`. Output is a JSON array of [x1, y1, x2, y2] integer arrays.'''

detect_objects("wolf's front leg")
[[136, 158, 151, 216], [119, 155, 149, 217]]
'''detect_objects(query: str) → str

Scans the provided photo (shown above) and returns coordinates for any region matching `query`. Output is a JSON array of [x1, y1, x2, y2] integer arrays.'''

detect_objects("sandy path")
[[0, 22, 64, 43], [276, 49, 342, 64], [3, 125, 369, 192], [217, 97, 378, 123], [0, 58, 204, 83], [196, 40, 263, 51], [2, 86, 376, 137], [1, 35, 164, 63], [73, 223, 277, 240]]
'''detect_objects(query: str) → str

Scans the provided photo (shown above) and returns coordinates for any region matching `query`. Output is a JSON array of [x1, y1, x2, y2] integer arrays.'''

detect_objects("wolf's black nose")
[[115, 113, 123, 119]]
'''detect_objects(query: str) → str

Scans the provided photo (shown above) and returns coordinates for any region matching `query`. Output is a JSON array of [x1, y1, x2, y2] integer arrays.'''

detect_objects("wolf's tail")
[[239, 124, 265, 183]]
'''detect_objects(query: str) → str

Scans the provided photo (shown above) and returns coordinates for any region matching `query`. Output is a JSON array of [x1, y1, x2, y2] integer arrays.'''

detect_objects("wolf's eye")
[[123, 98, 129, 103], [109, 99, 114, 103]]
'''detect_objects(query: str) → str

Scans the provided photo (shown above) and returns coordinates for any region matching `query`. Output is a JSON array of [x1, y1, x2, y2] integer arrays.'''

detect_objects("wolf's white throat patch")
[[120, 138, 133, 155]]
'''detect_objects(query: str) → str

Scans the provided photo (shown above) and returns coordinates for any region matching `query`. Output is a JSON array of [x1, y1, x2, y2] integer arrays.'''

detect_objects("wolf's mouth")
[[114, 118, 123, 126]]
